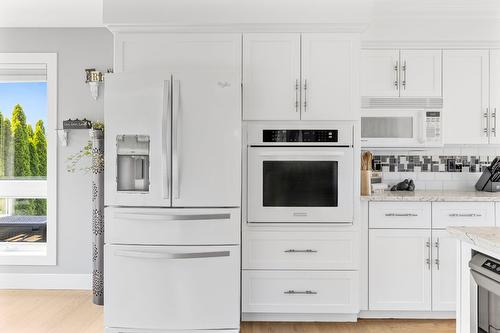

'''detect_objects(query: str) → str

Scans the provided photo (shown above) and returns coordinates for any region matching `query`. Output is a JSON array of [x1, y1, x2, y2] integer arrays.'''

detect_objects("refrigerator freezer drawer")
[[104, 244, 240, 330], [105, 207, 240, 246]]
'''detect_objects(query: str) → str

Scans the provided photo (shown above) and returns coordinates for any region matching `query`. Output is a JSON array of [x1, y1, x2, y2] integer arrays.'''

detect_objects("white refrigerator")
[[103, 69, 241, 333]]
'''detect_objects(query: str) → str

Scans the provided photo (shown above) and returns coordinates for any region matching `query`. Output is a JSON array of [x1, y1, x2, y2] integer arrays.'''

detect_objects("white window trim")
[[0, 53, 57, 265]]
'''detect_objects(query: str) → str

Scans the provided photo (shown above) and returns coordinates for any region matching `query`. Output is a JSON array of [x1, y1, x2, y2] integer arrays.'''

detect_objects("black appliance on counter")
[[476, 157, 500, 192]]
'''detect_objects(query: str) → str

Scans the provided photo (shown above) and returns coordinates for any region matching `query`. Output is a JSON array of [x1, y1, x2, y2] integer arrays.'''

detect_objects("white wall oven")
[[247, 122, 354, 224]]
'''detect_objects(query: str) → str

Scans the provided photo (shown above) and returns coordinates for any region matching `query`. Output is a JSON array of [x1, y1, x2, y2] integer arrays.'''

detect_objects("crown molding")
[[362, 40, 500, 49], [106, 23, 370, 34]]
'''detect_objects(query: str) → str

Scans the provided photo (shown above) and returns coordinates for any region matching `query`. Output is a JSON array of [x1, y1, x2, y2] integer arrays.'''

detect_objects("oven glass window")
[[263, 161, 338, 207]]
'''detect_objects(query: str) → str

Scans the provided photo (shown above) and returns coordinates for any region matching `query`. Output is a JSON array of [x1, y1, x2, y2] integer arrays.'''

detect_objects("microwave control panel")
[[425, 111, 441, 142], [263, 130, 338, 143]]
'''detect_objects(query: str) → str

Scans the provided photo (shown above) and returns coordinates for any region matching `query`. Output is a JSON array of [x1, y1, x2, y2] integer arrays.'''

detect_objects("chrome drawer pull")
[[448, 213, 482, 217], [384, 213, 418, 217], [284, 290, 318, 295], [284, 249, 318, 253]]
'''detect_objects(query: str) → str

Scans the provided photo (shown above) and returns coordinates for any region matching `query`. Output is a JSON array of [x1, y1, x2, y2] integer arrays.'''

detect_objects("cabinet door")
[[360, 49, 400, 97], [243, 34, 301, 120], [399, 50, 442, 97], [301, 34, 360, 120], [490, 50, 500, 144], [443, 50, 489, 144], [369, 229, 432, 311], [115, 33, 241, 73], [431, 230, 457, 312]]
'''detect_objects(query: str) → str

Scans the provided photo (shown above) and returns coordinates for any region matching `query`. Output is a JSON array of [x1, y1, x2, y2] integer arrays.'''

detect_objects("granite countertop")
[[361, 190, 500, 202], [448, 226, 500, 257]]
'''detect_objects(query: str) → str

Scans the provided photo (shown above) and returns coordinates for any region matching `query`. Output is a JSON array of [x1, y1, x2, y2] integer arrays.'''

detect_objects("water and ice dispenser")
[[116, 135, 150, 192]]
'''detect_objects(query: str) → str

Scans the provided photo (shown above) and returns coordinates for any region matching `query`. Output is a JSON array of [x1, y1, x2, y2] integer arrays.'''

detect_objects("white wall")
[[0, 28, 113, 275]]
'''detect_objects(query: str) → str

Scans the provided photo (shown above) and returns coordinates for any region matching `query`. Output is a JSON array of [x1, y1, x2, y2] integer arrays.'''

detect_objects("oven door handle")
[[256, 151, 346, 157]]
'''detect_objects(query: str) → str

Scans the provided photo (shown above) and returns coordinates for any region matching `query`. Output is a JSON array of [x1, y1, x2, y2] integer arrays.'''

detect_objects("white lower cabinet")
[[242, 270, 358, 314], [369, 229, 432, 311], [431, 230, 457, 312], [105, 244, 240, 331]]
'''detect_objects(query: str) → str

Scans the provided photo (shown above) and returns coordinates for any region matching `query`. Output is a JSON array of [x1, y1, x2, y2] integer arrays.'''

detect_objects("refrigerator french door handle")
[[172, 79, 181, 200], [162, 79, 171, 200], [114, 250, 230, 260]]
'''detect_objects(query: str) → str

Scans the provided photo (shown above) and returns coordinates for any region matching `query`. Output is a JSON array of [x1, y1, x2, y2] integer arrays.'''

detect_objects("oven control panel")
[[263, 130, 338, 143], [482, 259, 500, 275]]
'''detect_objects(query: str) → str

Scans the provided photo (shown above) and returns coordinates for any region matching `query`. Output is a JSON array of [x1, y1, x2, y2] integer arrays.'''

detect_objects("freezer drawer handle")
[[448, 213, 482, 217], [284, 249, 318, 253], [284, 290, 318, 295], [384, 213, 418, 217], [115, 212, 231, 221], [114, 250, 230, 260]]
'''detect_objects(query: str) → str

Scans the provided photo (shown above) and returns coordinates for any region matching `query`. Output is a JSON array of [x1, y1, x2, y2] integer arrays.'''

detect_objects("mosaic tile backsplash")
[[372, 155, 497, 173]]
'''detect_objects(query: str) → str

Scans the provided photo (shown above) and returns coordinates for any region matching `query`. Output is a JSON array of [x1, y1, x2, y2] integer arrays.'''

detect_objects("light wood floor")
[[0, 290, 455, 333]]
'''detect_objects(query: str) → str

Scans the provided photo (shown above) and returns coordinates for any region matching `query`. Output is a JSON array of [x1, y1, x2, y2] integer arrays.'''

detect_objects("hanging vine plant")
[[66, 121, 104, 173]]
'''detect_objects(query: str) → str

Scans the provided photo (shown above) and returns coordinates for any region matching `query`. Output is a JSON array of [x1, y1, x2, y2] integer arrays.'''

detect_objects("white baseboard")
[[0, 273, 91, 290], [242, 313, 358, 322], [358, 310, 456, 319]]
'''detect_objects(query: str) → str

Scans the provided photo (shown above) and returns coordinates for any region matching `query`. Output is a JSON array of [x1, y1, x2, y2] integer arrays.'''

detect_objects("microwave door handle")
[[418, 111, 426, 144]]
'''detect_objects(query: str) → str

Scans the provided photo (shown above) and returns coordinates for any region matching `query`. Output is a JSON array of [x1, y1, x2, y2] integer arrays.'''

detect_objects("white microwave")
[[361, 109, 443, 148]]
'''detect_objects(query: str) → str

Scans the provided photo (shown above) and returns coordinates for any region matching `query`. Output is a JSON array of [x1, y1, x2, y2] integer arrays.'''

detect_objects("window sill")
[[0, 243, 55, 265]]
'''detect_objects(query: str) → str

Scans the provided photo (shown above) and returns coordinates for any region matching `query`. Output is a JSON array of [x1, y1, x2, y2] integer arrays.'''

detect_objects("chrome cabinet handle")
[[295, 79, 299, 113], [162, 79, 171, 200], [394, 61, 399, 90], [172, 79, 181, 199], [115, 250, 230, 260], [284, 290, 318, 295], [384, 213, 418, 217], [115, 212, 231, 221], [426, 239, 431, 270], [434, 238, 440, 270], [303, 79, 308, 112], [493, 108, 497, 137], [484, 109, 489, 135], [284, 249, 318, 253], [448, 213, 482, 217], [401, 60, 407, 90]]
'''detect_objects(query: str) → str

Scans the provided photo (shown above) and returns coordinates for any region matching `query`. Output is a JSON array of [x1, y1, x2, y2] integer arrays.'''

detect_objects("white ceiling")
[[0, 0, 499, 28]]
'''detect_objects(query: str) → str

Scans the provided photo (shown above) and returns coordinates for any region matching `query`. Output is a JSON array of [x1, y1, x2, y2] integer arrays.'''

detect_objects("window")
[[0, 53, 57, 265]]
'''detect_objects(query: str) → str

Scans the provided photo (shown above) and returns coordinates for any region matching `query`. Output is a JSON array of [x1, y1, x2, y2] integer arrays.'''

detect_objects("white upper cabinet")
[[443, 50, 489, 144], [243, 33, 359, 121], [361, 49, 442, 97], [301, 34, 360, 120], [243, 34, 301, 121], [361, 49, 400, 97], [489, 49, 500, 144], [399, 50, 442, 97], [115, 33, 242, 73]]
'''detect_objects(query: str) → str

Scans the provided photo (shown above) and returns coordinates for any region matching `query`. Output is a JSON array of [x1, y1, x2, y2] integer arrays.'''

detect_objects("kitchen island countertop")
[[448, 226, 500, 257]]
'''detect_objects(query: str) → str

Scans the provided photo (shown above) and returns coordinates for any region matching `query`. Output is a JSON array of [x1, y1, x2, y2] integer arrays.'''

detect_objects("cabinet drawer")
[[105, 207, 240, 245], [432, 202, 495, 228], [105, 244, 240, 330], [242, 270, 358, 314], [243, 230, 358, 270], [369, 202, 431, 229]]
